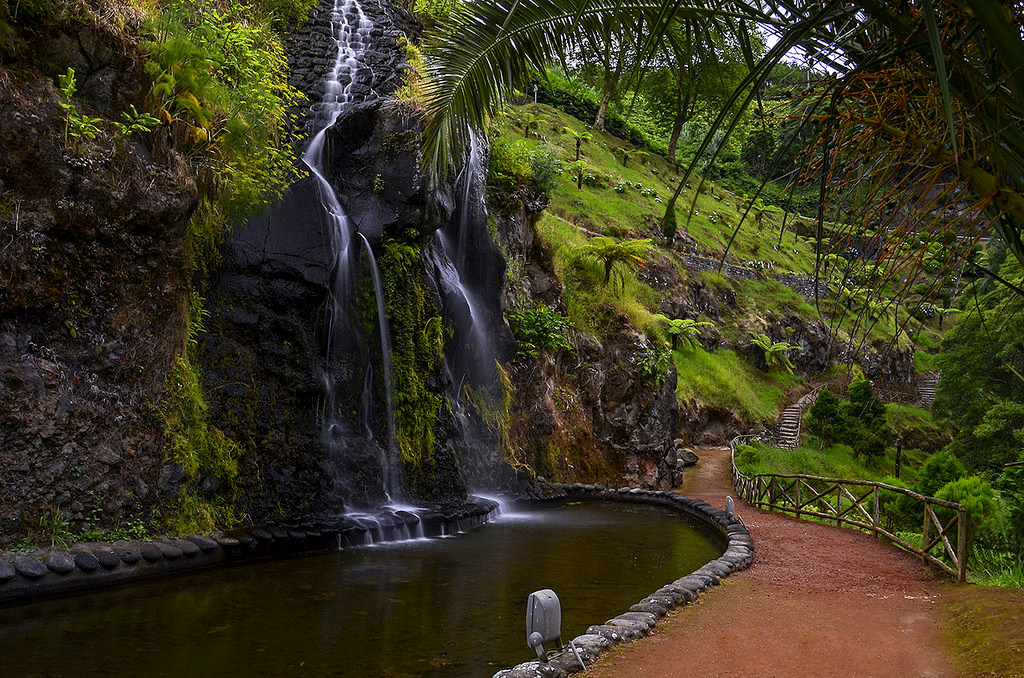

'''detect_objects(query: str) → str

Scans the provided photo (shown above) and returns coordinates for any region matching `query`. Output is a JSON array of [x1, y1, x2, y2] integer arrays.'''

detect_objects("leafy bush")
[[489, 136, 532, 183], [935, 476, 999, 548], [915, 449, 967, 498], [998, 452, 1024, 549], [142, 0, 304, 219], [528, 144, 563, 193], [805, 378, 892, 458], [506, 304, 573, 358], [635, 344, 672, 385], [807, 388, 843, 439]]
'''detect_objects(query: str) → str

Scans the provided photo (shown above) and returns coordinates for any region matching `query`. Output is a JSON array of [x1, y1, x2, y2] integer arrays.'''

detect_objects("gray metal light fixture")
[[526, 589, 561, 659], [526, 589, 586, 668]]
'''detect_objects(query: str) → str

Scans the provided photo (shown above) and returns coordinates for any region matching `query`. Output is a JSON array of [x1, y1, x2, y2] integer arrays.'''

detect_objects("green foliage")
[[967, 547, 1024, 589], [162, 356, 240, 484], [577, 235, 652, 288], [931, 245, 1024, 474], [635, 343, 671, 385], [38, 506, 73, 548], [915, 449, 967, 498], [529, 144, 564, 193], [805, 379, 892, 459], [935, 476, 999, 548], [653, 314, 711, 351], [57, 67, 102, 148], [111, 104, 161, 147], [563, 125, 592, 161], [506, 304, 573, 358], [141, 0, 305, 219], [489, 136, 532, 183], [568, 159, 588, 190], [999, 452, 1024, 549], [413, 0, 456, 28], [379, 237, 445, 467], [807, 388, 843, 440], [749, 332, 799, 373], [488, 136, 563, 198]]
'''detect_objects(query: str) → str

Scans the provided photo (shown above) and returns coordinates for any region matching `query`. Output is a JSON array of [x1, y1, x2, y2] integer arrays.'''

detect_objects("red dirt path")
[[587, 447, 953, 678]]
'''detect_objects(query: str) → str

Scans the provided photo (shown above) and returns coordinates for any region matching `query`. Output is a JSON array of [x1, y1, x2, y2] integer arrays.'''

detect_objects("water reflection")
[[0, 501, 723, 677]]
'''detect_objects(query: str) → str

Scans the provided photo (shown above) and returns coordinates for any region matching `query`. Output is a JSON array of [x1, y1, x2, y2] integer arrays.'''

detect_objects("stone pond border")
[[1, 485, 752, 677], [492, 483, 754, 678], [0, 498, 501, 606]]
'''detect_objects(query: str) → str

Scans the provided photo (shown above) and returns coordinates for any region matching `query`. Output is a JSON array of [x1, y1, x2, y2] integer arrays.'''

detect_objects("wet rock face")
[[285, 0, 420, 140], [499, 215, 679, 488], [201, 0, 514, 513], [0, 50, 196, 539]]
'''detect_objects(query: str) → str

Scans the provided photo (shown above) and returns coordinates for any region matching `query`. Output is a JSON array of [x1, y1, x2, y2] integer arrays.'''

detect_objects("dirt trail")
[[587, 448, 952, 678]]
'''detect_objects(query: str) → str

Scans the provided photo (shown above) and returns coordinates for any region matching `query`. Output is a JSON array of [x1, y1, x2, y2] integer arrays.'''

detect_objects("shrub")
[[489, 136, 532, 184], [915, 449, 967, 498], [506, 304, 573, 358], [998, 452, 1024, 549], [807, 388, 843, 441], [528, 144, 563, 194], [935, 476, 999, 549], [635, 344, 672, 385]]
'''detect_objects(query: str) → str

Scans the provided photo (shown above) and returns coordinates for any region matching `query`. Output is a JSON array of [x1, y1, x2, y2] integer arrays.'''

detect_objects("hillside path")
[[587, 447, 952, 678]]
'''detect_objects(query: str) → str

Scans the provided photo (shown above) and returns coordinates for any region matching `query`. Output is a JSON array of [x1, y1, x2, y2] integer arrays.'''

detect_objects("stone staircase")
[[917, 372, 939, 407], [776, 403, 805, 450]]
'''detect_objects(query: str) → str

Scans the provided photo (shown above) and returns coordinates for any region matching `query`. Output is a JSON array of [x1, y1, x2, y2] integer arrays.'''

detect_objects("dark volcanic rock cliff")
[[0, 19, 197, 538]]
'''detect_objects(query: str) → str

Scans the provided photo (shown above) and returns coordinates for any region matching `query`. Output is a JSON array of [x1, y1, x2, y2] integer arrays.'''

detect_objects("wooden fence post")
[[922, 502, 931, 564], [836, 485, 842, 527], [957, 507, 968, 583], [873, 485, 880, 537]]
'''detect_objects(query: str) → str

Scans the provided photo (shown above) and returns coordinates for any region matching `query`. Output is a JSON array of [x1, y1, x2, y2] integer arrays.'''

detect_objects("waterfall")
[[358, 232, 399, 500], [302, 0, 400, 506], [426, 131, 510, 488], [434, 132, 497, 392]]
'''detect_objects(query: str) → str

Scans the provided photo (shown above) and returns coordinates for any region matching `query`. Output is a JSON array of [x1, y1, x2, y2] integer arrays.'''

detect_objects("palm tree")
[[421, 0, 1024, 287], [578, 236, 652, 287], [563, 126, 593, 161], [653, 314, 712, 350]]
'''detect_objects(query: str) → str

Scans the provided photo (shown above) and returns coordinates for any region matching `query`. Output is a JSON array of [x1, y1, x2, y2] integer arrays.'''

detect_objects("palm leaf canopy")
[[421, 0, 774, 177], [422, 0, 1024, 278]]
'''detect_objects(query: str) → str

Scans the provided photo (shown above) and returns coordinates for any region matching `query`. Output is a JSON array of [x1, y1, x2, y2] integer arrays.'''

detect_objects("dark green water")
[[0, 500, 722, 677]]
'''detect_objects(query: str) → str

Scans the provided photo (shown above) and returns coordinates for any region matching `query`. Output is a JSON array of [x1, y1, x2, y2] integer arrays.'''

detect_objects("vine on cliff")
[[379, 234, 446, 468]]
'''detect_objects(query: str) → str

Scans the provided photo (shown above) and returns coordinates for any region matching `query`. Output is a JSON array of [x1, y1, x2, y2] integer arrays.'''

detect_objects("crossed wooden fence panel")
[[729, 438, 968, 581]]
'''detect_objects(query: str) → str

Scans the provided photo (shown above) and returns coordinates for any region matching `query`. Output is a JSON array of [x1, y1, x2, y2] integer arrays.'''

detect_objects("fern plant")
[[563, 126, 592, 161], [578, 236, 652, 288], [750, 333, 800, 373], [653, 314, 712, 351]]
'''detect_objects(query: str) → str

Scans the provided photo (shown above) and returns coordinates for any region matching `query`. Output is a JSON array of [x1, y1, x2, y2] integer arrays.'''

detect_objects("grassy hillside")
[[492, 102, 834, 424]]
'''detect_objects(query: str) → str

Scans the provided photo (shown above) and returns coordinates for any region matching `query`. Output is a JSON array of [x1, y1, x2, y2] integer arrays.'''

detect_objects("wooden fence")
[[730, 436, 969, 581]]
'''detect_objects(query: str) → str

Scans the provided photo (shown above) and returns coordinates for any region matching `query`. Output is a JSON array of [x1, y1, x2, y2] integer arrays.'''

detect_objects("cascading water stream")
[[434, 132, 497, 394], [300, 0, 400, 504], [358, 232, 398, 499]]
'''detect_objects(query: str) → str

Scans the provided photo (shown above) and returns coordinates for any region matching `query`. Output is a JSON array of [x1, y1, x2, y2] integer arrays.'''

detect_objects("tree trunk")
[[594, 78, 614, 132], [667, 112, 685, 163]]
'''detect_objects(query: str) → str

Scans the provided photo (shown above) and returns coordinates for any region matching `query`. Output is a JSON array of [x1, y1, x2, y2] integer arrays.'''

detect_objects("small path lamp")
[[526, 589, 586, 668]]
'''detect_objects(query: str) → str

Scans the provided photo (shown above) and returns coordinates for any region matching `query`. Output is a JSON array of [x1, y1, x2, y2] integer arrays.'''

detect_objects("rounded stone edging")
[[491, 483, 754, 678], [0, 497, 501, 607]]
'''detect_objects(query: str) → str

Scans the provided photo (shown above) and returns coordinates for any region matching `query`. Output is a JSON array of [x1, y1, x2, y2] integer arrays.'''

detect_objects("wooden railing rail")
[[729, 437, 969, 582]]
